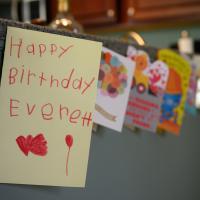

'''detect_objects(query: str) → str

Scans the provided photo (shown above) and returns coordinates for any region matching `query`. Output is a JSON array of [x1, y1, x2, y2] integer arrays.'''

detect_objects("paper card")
[[182, 54, 197, 115], [195, 79, 200, 108], [0, 26, 102, 187], [158, 49, 191, 135], [0, 26, 4, 78], [125, 46, 169, 132], [93, 47, 134, 132]]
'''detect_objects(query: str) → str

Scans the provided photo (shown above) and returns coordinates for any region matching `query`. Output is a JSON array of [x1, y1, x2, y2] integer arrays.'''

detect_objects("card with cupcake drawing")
[[93, 47, 135, 132]]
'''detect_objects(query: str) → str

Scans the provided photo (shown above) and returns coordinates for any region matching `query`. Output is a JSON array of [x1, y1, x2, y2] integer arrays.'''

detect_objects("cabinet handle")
[[107, 9, 115, 18], [127, 7, 135, 17]]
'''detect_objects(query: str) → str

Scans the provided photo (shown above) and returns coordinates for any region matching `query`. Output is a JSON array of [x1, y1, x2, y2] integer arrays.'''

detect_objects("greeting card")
[[0, 27, 102, 187], [125, 46, 169, 132], [94, 47, 135, 132], [158, 49, 191, 135], [182, 54, 197, 115]]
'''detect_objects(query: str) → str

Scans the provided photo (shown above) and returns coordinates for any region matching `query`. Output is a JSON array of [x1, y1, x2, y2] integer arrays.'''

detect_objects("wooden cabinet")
[[71, 0, 117, 26], [48, 0, 118, 27], [47, 0, 200, 33], [120, 0, 200, 23]]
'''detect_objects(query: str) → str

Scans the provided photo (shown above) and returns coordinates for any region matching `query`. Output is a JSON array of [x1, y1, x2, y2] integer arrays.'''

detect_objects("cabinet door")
[[71, 0, 117, 26], [120, 0, 200, 23]]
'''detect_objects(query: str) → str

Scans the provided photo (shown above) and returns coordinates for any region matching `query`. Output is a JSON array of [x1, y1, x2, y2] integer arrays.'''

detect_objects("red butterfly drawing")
[[16, 133, 48, 156]]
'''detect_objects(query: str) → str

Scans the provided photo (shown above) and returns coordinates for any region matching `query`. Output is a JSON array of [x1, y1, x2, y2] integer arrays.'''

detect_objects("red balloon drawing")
[[16, 133, 47, 156], [65, 134, 73, 176]]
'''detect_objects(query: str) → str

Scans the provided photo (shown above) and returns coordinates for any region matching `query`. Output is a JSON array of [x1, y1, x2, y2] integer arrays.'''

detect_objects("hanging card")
[[0, 25, 4, 76], [0, 27, 102, 187], [93, 47, 135, 132], [125, 46, 169, 132], [158, 49, 191, 135], [182, 54, 197, 115]]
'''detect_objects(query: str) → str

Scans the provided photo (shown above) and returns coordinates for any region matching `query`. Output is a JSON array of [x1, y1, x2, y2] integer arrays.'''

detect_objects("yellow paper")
[[158, 49, 191, 135], [0, 27, 102, 187]]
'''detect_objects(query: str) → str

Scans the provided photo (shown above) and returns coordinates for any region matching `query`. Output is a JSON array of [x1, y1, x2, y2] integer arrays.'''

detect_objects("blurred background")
[[0, 0, 200, 49]]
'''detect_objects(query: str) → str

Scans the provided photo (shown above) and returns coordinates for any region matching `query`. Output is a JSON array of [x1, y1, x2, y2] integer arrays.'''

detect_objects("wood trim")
[[85, 19, 200, 34]]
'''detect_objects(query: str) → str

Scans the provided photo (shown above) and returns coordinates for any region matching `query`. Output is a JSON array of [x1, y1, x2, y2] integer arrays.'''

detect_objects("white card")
[[94, 47, 135, 132]]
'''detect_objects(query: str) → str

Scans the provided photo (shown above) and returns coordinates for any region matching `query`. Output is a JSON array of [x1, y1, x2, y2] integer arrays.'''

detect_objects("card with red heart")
[[0, 26, 102, 187]]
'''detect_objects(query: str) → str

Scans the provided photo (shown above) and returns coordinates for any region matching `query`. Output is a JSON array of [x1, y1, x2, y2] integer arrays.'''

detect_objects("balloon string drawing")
[[65, 134, 73, 176]]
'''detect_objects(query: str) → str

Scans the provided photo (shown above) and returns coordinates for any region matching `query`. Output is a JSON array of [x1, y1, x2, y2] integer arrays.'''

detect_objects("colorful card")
[[125, 46, 169, 132], [158, 49, 191, 135], [0, 27, 102, 187], [182, 54, 197, 115], [93, 47, 134, 132]]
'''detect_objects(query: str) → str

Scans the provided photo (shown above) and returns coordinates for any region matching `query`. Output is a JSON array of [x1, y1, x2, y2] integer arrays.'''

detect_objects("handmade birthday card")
[[0, 26, 102, 187], [125, 46, 169, 132], [94, 47, 134, 132], [158, 49, 191, 135]]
